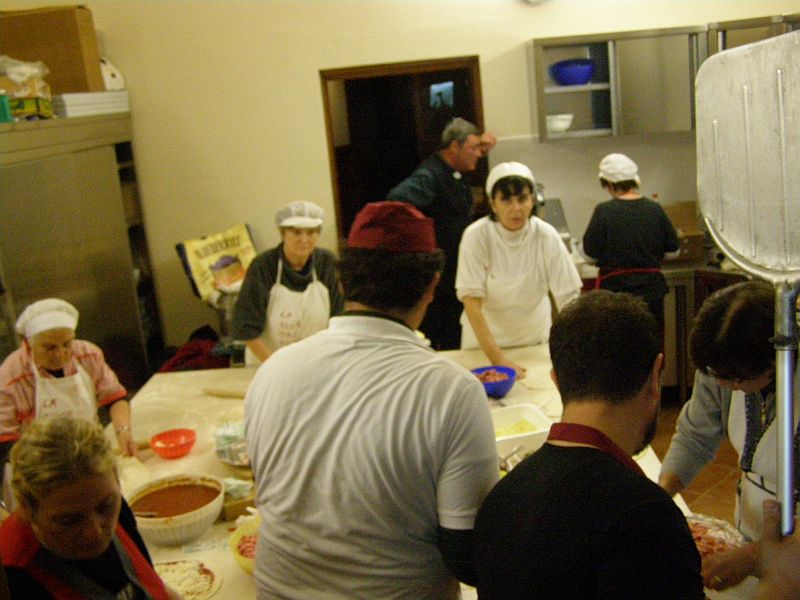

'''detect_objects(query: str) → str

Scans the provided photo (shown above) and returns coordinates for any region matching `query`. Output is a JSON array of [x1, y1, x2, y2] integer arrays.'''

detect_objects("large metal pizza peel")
[[696, 30, 800, 534]]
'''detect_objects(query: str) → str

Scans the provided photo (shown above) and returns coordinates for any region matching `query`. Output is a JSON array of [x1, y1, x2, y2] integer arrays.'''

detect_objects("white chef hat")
[[598, 153, 641, 185], [275, 201, 324, 229], [15, 298, 79, 338], [485, 162, 536, 197]]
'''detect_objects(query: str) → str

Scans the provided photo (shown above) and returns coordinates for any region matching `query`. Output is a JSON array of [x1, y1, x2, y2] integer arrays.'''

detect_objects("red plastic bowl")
[[150, 428, 196, 459]]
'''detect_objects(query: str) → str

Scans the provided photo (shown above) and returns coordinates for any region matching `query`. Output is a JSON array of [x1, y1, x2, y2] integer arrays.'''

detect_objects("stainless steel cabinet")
[[708, 13, 800, 54], [532, 26, 707, 141], [0, 114, 163, 390]]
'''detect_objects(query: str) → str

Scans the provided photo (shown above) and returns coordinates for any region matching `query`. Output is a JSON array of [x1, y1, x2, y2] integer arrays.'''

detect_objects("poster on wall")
[[176, 223, 257, 303]]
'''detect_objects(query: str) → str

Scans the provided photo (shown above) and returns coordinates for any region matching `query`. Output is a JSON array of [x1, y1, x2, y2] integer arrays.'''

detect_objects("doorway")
[[320, 56, 487, 242]]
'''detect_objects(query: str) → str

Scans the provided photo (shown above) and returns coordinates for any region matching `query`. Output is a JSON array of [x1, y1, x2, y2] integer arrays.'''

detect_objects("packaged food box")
[[9, 97, 53, 119], [0, 76, 51, 100]]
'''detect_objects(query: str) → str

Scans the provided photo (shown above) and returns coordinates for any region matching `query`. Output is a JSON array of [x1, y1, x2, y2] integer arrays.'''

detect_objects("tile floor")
[[652, 392, 739, 525]]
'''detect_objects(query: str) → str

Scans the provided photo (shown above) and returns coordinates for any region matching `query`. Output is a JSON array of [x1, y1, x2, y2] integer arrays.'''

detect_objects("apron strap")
[[740, 389, 800, 501], [547, 422, 646, 477], [31, 533, 153, 600], [595, 267, 662, 289]]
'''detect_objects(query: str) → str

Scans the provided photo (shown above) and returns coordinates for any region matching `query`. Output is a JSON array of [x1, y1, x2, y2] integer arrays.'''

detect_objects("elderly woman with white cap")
[[0, 298, 136, 470], [581, 153, 680, 335], [455, 162, 582, 377], [232, 201, 344, 365]]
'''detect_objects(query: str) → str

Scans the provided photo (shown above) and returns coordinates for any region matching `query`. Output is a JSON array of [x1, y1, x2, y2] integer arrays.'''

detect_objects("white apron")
[[728, 388, 800, 541], [2, 360, 98, 509], [461, 221, 551, 350], [244, 258, 330, 366]]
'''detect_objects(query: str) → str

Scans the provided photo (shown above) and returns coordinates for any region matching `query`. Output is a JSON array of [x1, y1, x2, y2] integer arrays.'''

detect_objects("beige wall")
[[7, 0, 798, 344]]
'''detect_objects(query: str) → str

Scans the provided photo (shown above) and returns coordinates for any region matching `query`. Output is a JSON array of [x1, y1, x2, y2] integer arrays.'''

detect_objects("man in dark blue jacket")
[[387, 117, 495, 350]]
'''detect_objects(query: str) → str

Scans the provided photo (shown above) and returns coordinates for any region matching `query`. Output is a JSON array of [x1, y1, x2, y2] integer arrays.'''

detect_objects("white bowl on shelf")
[[546, 113, 574, 134]]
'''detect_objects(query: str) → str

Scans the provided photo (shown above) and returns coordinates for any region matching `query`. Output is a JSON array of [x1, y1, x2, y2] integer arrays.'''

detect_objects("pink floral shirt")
[[0, 339, 127, 443]]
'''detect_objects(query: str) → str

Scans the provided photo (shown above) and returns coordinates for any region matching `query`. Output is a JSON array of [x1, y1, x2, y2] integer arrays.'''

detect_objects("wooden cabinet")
[[0, 113, 164, 389], [532, 26, 706, 141], [693, 269, 749, 314], [663, 268, 695, 402]]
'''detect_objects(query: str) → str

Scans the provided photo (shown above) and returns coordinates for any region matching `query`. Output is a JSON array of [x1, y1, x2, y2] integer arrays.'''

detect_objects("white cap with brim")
[[485, 162, 535, 197], [15, 298, 79, 338], [275, 201, 324, 229], [598, 153, 641, 185]]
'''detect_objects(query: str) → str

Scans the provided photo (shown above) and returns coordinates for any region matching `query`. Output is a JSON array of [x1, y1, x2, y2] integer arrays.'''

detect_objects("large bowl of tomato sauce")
[[129, 474, 224, 546]]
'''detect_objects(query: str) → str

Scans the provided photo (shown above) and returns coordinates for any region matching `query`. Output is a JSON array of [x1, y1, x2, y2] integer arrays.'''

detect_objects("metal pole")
[[775, 281, 800, 535]]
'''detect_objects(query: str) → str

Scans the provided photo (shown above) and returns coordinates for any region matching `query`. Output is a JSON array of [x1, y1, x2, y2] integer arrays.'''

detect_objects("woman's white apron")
[[728, 389, 799, 541], [2, 360, 97, 509], [461, 221, 551, 350], [245, 258, 330, 366]]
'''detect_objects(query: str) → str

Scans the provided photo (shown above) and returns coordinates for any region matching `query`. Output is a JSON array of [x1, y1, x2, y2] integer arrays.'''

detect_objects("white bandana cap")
[[598, 153, 641, 184], [15, 298, 79, 338], [275, 201, 324, 229], [485, 162, 535, 197]]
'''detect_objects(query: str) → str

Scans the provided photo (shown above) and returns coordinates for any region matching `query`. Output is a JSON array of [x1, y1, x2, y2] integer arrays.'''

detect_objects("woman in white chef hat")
[[581, 153, 680, 337], [0, 298, 137, 472], [455, 162, 582, 377], [231, 201, 345, 365]]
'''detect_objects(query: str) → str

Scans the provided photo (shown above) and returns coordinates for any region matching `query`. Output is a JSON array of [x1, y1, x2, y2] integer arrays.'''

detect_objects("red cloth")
[[158, 339, 229, 372], [347, 201, 437, 252]]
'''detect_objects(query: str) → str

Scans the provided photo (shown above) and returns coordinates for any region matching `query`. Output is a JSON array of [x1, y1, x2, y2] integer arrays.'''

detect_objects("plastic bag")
[[0, 55, 49, 84]]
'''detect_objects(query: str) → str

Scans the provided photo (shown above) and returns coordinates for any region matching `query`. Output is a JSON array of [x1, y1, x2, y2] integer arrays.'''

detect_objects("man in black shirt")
[[474, 290, 704, 599], [387, 117, 495, 350]]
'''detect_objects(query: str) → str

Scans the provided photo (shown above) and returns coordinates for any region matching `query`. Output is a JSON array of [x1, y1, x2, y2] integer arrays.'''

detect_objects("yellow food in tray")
[[495, 419, 538, 439]]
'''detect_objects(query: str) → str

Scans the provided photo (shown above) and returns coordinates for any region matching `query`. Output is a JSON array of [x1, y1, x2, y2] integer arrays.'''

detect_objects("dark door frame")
[[320, 55, 485, 243]]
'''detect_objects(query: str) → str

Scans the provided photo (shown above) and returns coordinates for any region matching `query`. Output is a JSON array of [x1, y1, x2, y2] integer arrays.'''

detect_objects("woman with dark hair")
[[659, 280, 800, 592], [455, 162, 581, 377]]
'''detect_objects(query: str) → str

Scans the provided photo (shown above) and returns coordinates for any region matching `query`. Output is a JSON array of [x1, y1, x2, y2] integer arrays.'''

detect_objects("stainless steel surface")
[[696, 30, 800, 534], [0, 115, 150, 387], [776, 283, 800, 535]]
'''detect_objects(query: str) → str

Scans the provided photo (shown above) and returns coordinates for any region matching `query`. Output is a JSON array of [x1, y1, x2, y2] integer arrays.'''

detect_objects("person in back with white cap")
[[0, 298, 137, 500], [581, 153, 680, 337], [455, 161, 582, 377], [244, 201, 498, 599], [232, 201, 344, 365]]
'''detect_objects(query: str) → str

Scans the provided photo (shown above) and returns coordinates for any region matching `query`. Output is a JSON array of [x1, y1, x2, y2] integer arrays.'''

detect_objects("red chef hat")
[[347, 202, 437, 252]]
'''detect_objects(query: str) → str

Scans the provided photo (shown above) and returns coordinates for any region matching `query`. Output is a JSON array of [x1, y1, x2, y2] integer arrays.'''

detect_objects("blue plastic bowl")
[[471, 366, 516, 399], [549, 59, 595, 86]]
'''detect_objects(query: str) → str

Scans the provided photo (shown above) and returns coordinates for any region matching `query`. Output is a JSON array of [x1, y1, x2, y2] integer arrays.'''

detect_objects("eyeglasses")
[[705, 367, 743, 382], [705, 366, 772, 384]]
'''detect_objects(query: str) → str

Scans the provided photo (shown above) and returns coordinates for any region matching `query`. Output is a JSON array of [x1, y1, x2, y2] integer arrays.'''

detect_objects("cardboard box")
[[0, 75, 51, 100], [0, 6, 105, 95], [663, 201, 705, 263]]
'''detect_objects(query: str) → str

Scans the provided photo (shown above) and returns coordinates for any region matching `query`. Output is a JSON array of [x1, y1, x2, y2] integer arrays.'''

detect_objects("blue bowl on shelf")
[[549, 59, 595, 86], [471, 366, 516, 399]]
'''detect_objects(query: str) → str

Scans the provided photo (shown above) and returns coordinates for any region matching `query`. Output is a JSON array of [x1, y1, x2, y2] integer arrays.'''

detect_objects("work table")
[[119, 346, 713, 598]]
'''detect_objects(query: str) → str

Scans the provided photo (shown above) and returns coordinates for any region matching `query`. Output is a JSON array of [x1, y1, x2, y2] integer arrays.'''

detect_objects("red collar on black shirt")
[[547, 422, 645, 477]]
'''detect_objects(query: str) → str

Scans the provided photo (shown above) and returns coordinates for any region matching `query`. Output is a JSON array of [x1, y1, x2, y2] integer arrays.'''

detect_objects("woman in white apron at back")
[[0, 298, 136, 507], [232, 202, 344, 366], [658, 281, 800, 592], [455, 162, 582, 377]]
